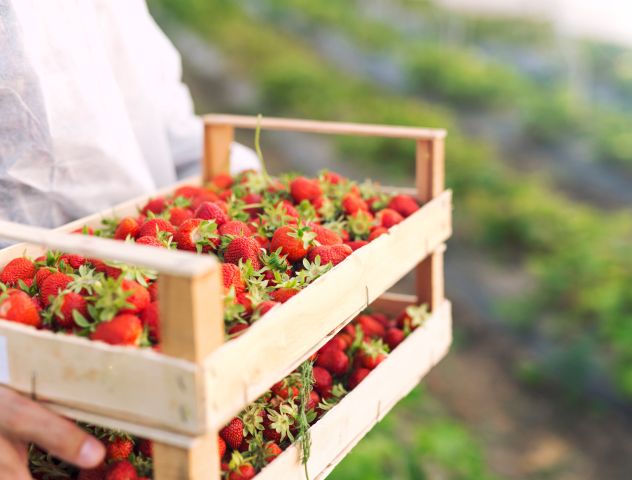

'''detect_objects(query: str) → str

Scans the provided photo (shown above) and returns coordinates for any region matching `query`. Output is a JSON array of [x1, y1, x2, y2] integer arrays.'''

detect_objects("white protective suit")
[[0, 0, 259, 228]]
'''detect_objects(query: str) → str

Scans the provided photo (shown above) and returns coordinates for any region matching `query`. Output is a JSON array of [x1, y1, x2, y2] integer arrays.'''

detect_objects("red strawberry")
[[368, 226, 388, 241], [136, 439, 152, 457], [135, 236, 164, 248], [306, 390, 321, 410], [270, 287, 299, 303], [306, 244, 352, 266], [90, 314, 142, 346], [371, 312, 390, 327], [106, 437, 134, 461], [388, 194, 420, 217], [309, 223, 342, 245], [357, 314, 386, 339], [58, 254, 86, 269], [78, 465, 106, 480], [348, 368, 371, 389], [272, 381, 299, 400], [222, 264, 245, 294], [52, 291, 88, 329], [40, 272, 73, 306], [0, 257, 36, 286], [194, 201, 228, 225], [228, 322, 249, 336], [265, 442, 283, 461], [345, 240, 369, 251], [211, 173, 233, 189], [174, 185, 205, 199], [270, 225, 316, 263], [242, 193, 263, 217], [384, 327, 405, 349], [168, 207, 193, 227], [136, 218, 175, 239], [278, 200, 300, 219], [228, 465, 256, 480], [148, 281, 159, 301], [35, 268, 55, 289], [377, 208, 404, 228], [316, 348, 349, 375], [342, 193, 369, 215], [290, 177, 322, 203], [120, 280, 150, 314], [220, 417, 244, 450], [219, 220, 252, 237], [255, 300, 279, 317], [174, 218, 219, 252], [218, 436, 227, 459], [224, 237, 263, 270], [141, 197, 166, 215], [0, 289, 41, 327], [236, 292, 253, 315], [359, 341, 388, 370], [113, 217, 139, 241], [321, 171, 343, 184], [140, 302, 160, 342], [105, 460, 138, 480], [312, 366, 333, 395]]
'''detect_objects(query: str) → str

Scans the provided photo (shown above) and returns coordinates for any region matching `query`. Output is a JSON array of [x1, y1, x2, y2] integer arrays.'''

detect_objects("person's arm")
[[0, 387, 105, 478]]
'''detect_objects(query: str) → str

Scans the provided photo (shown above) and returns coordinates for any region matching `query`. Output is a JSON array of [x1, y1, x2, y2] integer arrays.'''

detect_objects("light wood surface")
[[203, 124, 234, 183]]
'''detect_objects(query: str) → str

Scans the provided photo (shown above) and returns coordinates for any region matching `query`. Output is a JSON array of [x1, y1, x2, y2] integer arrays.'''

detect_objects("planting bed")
[[0, 115, 452, 479]]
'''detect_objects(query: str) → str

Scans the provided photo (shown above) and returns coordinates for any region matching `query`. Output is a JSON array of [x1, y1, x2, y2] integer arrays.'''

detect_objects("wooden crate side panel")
[[0, 321, 203, 435], [254, 301, 452, 480], [204, 192, 451, 428]]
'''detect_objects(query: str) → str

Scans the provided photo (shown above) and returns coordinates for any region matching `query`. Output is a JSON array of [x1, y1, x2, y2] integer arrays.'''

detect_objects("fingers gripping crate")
[[0, 115, 452, 480]]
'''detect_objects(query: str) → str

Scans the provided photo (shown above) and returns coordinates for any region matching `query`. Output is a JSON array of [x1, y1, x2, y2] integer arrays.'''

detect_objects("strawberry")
[[306, 390, 321, 410], [348, 368, 371, 389], [242, 193, 263, 217], [224, 237, 263, 270], [309, 223, 342, 245], [228, 465, 256, 480], [342, 193, 369, 215], [255, 300, 279, 317], [120, 280, 150, 314], [321, 171, 343, 184], [377, 208, 404, 228], [174, 218, 219, 252], [106, 437, 134, 461], [371, 312, 390, 327], [270, 287, 299, 303], [345, 240, 369, 251], [136, 439, 152, 457], [227, 322, 249, 336], [316, 348, 349, 376], [219, 220, 252, 237], [384, 327, 405, 349], [218, 436, 227, 458], [368, 226, 388, 241], [264, 442, 283, 461], [272, 380, 299, 400], [0, 257, 36, 286], [0, 289, 40, 327], [312, 366, 333, 395], [290, 176, 322, 203], [78, 465, 106, 480], [141, 197, 166, 215], [40, 272, 73, 306], [270, 225, 316, 263], [49, 291, 88, 329], [388, 194, 420, 217], [220, 417, 244, 450], [359, 340, 388, 370], [174, 185, 205, 199], [306, 244, 352, 266], [58, 254, 86, 269], [35, 268, 55, 289], [278, 200, 300, 219], [194, 201, 228, 225], [135, 236, 164, 248], [105, 460, 138, 480], [90, 314, 142, 346], [148, 281, 159, 301], [167, 207, 193, 227], [222, 264, 245, 294], [357, 314, 386, 339], [136, 218, 175, 239], [140, 302, 160, 342], [113, 217, 139, 240], [211, 173, 233, 190]]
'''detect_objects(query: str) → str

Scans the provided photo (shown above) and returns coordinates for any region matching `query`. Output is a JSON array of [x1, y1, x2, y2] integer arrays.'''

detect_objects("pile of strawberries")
[[0, 169, 420, 346], [26, 305, 429, 479]]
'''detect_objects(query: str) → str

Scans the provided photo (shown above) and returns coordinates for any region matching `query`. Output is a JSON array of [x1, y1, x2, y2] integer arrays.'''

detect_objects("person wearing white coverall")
[[0, 1, 260, 477]]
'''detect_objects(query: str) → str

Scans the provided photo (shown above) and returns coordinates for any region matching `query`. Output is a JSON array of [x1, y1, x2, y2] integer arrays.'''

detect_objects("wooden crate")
[[0, 115, 452, 479]]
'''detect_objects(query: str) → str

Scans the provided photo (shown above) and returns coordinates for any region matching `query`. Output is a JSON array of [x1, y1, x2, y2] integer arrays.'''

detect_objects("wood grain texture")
[[204, 114, 446, 140], [203, 123, 234, 183], [254, 301, 452, 480], [204, 192, 452, 429]]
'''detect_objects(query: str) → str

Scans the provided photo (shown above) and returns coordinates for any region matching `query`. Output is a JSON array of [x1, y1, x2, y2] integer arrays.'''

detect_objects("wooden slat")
[[415, 138, 446, 312], [371, 292, 417, 317], [254, 300, 452, 480], [204, 115, 447, 140], [203, 191, 452, 429], [0, 221, 217, 277], [203, 124, 234, 183], [0, 321, 202, 435]]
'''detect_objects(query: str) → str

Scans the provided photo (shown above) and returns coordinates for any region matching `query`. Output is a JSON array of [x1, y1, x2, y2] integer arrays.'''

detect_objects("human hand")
[[0, 386, 105, 479]]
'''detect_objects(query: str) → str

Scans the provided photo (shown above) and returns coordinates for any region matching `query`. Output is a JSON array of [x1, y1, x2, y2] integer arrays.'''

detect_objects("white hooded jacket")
[[0, 0, 258, 227]]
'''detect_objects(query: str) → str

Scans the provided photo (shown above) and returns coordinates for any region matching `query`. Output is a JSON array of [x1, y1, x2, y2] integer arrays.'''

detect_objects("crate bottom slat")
[[253, 300, 452, 480]]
